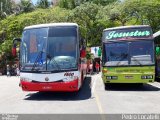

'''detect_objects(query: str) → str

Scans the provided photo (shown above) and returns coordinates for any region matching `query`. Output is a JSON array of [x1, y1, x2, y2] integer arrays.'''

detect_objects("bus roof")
[[153, 31, 160, 38], [24, 23, 78, 30], [103, 25, 150, 32]]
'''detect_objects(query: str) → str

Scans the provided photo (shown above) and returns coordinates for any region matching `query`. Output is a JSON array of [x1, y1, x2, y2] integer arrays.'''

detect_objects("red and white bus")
[[13, 23, 87, 92]]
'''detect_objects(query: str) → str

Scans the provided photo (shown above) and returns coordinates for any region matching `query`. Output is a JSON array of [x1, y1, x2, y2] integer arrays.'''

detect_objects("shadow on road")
[[155, 77, 160, 82], [24, 77, 92, 101], [105, 83, 160, 91]]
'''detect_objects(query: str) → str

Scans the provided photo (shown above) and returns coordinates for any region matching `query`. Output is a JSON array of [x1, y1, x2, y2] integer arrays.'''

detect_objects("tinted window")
[[103, 40, 154, 66], [47, 27, 78, 70]]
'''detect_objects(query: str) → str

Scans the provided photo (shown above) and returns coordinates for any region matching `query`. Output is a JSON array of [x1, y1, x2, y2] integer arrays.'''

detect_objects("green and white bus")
[[102, 25, 155, 84]]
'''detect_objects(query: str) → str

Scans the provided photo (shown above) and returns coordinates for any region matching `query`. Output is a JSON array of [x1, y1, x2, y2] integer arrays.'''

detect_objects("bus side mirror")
[[80, 49, 86, 58], [12, 47, 16, 57], [12, 38, 21, 57]]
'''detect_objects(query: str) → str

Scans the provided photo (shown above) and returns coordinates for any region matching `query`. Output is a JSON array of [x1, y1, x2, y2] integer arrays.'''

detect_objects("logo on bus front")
[[64, 73, 74, 76], [104, 27, 152, 41], [45, 77, 49, 81]]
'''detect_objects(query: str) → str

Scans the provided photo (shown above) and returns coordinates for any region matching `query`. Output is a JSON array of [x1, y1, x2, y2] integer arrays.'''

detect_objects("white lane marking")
[[94, 90, 106, 120], [91, 74, 105, 116], [91, 75, 97, 94], [94, 92, 104, 114]]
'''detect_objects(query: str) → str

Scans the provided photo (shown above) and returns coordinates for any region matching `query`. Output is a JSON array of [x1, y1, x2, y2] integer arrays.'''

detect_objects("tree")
[[100, 0, 160, 32], [37, 0, 50, 9], [0, 0, 14, 19], [68, 2, 101, 46], [58, 0, 77, 9], [0, 7, 69, 64], [86, 0, 118, 6], [58, 0, 119, 9], [136, 0, 160, 32], [19, 0, 34, 13]]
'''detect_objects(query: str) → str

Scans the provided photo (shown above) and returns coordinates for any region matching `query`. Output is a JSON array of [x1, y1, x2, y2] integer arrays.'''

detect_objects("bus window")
[[104, 42, 128, 66], [130, 41, 154, 65]]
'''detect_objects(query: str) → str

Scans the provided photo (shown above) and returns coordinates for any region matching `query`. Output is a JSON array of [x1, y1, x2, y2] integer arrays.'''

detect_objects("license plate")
[[125, 76, 133, 79], [42, 86, 52, 90]]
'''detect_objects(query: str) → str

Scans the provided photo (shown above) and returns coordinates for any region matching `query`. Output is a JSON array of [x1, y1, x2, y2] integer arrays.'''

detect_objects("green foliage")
[[19, 0, 34, 13], [107, 0, 160, 31], [37, 0, 51, 9], [68, 2, 108, 46], [0, 0, 14, 19], [86, 0, 118, 6], [58, 0, 119, 9], [0, 7, 69, 62], [86, 51, 93, 60]]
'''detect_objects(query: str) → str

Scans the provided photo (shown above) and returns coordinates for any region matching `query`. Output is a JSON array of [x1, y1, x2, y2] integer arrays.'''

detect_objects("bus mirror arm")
[[47, 54, 52, 60], [12, 38, 21, 57]]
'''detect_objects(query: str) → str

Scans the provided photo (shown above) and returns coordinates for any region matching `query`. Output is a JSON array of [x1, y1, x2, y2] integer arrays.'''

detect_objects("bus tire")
[[135, 83, 143, 87], [104, 83, 111, 90]]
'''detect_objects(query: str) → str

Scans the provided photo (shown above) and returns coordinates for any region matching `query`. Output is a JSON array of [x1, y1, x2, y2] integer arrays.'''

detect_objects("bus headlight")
[[62, 78, 68, 82], [20, 77, 32, 82], [62, 76, 78, 82], [141, 75, 153, 79]]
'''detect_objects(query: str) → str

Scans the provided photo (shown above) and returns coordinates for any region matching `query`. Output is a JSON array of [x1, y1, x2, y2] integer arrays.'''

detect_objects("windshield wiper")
[[131, 57, 142, 66], [47, 54, 61, 71]]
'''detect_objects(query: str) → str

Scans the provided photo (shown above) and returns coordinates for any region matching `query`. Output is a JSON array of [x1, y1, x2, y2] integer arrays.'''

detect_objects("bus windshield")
[[20, 28, 48, 71], [20, 26, 78, 72], [103, 40, 154, 66], [47, 27, 77, 71]]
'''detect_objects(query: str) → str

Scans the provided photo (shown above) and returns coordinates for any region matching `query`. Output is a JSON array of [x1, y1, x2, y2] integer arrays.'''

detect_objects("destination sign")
[[103, 27, 152, 41]]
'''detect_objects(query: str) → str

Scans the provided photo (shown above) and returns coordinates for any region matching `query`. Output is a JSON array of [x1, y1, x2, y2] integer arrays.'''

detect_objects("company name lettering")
[[106, 30, 151, 40]]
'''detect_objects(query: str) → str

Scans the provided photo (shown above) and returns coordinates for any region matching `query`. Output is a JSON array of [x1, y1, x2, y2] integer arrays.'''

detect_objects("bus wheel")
[[104, 83, 111, 90], [78, 72, 84, 90], [81, 72, 84, 84], [135, 83, 143, 87]]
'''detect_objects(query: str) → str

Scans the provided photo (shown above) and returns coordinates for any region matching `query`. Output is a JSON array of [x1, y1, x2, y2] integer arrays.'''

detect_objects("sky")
[[31, 0, 38, 5], [14, 0, 52, 5], [31, 0, 52, 5]]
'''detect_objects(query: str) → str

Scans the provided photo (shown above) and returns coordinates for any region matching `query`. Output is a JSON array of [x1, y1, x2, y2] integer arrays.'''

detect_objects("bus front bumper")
[[102, 75, 154, 83], [20, 79, 79, 92]]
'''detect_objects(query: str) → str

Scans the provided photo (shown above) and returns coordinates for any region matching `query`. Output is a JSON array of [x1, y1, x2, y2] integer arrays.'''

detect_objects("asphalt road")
[[0, 74, 160, 114]]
